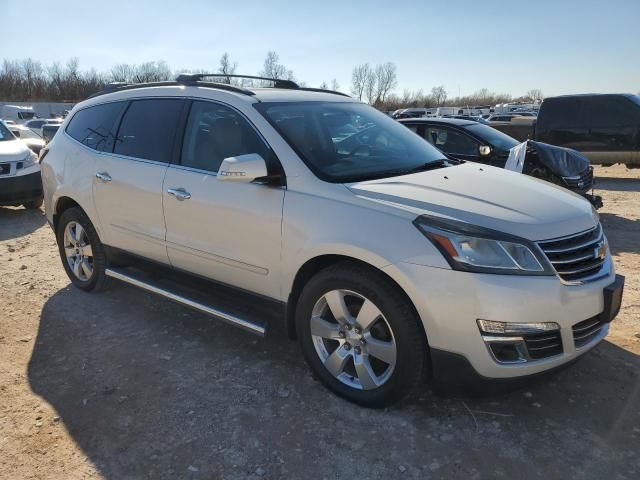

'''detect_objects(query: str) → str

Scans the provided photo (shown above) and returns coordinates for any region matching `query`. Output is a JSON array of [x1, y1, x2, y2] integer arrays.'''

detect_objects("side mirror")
[[479, 145, 491, 156], [217, 153, 268, 183]]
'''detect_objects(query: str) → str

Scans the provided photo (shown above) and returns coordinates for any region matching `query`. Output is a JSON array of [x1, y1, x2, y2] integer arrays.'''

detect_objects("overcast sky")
[[1, 0, 638, 97]]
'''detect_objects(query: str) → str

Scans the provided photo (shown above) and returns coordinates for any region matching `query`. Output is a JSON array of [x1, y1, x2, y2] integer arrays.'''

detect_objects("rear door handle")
[[95, 171, 112, 183], [167, 187, 191, 201]]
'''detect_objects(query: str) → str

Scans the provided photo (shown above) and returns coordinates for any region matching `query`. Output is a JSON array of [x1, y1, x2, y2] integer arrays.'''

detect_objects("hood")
[[347, 162, 597, 241], [529, 141, 590, 177], [0, 139, 32, 162]]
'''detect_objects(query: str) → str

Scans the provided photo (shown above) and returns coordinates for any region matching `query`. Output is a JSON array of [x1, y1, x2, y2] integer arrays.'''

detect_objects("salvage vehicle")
[[0, 121, 44, 209], [399, 117, 602, 207], [535, 93, 640, 167], [41, 75, 624, 407]]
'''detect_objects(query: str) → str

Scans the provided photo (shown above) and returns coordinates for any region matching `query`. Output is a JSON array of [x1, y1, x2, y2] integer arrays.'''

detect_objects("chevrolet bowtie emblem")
[[594, 242, 606, 261]]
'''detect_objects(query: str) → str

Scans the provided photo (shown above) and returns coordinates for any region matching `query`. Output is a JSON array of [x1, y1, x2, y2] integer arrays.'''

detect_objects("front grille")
[[0, 163, 10, 175], [538, 224, 606, 282], [563, 167, 594, 192], [523, 330, 563, 359], [572, 317, 604, 348]]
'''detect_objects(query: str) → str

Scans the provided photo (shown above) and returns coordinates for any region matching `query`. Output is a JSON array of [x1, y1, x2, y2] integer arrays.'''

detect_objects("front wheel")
[[296, 263, 427, 407], [56, 207, 108, 291]]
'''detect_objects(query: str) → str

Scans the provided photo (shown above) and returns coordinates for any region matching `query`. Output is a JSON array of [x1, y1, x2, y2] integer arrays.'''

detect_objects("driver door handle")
[[95, 171, 112, 183], [167, 187, 191, 201]]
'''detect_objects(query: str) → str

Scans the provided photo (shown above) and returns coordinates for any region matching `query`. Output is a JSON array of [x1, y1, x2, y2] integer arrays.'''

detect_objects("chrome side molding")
[[105, 268, 266, 336]]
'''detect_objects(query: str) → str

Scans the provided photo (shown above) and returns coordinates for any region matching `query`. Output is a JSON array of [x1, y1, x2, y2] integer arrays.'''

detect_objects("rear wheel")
[[56, 207, 108, 291], [296, 263, 427, 407]]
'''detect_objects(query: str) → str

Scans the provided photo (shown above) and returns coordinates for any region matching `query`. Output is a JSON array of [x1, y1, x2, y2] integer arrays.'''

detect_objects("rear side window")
[[114, 99, 184, 163], [66, 102, 125, 152], [539, 98, 587, 128], [588, 96, 640, 128]]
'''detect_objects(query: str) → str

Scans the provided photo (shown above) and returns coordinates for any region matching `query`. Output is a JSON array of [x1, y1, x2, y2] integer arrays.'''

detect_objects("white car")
[[0, 121, 43, 208], [40, 75, 624, 406]]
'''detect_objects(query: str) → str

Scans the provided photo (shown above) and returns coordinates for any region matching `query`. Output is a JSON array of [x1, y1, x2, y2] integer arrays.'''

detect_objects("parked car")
[[441, 114, 489, 124], [398, 117, 601, 206], [24, 118, 64, 137], [535, 93, 640, 167], [0, 105, 36, 124], [7, 124, 46, 155], [487, 114, 536, 141], [41, 74, 623, 407], [0, 121, 44, 209], [42, 123, 61, 143], [393, 108, 428, 119]]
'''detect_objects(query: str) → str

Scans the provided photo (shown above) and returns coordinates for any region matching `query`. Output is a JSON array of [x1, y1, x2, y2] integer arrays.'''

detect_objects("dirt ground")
[[0, 165, 638, 480]]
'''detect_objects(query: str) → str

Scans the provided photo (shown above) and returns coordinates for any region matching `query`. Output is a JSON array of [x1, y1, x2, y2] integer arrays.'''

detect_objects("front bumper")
[[383, 256, 617, 380], [0, 170, 43, 206]]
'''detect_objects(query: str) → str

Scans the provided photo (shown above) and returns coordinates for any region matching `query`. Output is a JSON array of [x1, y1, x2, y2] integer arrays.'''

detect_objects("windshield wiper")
[[348, 159, 453, 182], [404, 159, 450, 173]]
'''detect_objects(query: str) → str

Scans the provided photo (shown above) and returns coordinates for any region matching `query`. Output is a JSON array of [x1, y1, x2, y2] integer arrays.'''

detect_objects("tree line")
[[0, 53, 544, 110]]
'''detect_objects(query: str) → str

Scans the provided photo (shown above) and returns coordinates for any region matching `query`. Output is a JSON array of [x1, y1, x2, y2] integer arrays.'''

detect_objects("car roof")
[[544, 93, 637, 100], [398, 117, 477, 127]]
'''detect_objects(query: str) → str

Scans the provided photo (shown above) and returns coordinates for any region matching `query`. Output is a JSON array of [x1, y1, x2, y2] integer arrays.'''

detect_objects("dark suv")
[[535, 94, 640, 167]]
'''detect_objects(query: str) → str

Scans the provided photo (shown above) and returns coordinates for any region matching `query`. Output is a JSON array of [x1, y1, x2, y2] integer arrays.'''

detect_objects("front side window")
[[424, 127, 479, 156], [589, 96, 640, 128], [465, 123, 519, 151], [66, 101, 126, 152], [255, 101, 446, 182], [181, 101, 270, 173], [114, 98, 184, 162]]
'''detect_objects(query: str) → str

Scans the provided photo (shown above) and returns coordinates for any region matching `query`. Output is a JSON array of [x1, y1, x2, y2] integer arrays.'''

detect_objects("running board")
[[105, 267, 267, 336]]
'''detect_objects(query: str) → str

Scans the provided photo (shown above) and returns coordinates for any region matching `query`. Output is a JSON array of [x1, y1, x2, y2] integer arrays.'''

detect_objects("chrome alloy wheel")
[[310, 289, 397, 390], [63, 221, 94, 282]]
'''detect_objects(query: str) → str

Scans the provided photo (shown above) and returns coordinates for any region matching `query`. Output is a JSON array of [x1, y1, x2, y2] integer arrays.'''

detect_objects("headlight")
[[21, 151, 38, 168], [413, 215, 553, 275]]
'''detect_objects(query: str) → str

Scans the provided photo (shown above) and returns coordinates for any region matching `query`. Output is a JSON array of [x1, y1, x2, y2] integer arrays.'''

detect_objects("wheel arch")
[[285, 254, 427, 349], [52, 196, 82, 232]]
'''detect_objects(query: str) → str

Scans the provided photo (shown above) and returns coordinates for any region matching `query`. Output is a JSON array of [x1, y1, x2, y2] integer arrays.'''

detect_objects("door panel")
[[92, 98, 186, 263], [162, 99, 285, 299], [163, 167, 284, 298], [93, 155, 169, 262]]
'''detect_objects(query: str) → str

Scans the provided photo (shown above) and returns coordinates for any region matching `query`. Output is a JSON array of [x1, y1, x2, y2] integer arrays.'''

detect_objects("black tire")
[[23, 197, 43, 209], [296, 262, 427, 407], [56, 207, 108, 292]]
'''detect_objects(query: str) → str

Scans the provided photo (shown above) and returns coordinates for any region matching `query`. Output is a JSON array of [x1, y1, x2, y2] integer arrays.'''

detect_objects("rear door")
[[162, 99, 285, 299], [536, 97, 589, 151], [585, 95, 640, 165], [92, 98, 186, 263]]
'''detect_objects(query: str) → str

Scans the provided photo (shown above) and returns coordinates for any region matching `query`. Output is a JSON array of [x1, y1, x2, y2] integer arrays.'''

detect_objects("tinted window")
[[181, 101, 270, 172], [425, 127, 479, 155], [66, 102, 126, 152], [465, 123, 519, 151], [0, 122, 14, 141], [114, 99, 184, 162], [539, 97, 587, 128], [589, 96, 640, 128]]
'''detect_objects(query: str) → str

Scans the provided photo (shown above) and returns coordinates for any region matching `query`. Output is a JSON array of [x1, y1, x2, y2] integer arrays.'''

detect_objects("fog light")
[[477, 319, 560, 335]]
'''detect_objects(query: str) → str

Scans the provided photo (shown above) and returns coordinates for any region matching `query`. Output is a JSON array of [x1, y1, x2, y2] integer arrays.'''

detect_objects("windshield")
[[255, 101, 447, 182], [0, 122, 15, 141], [14, 126, 42, 140], [465, 123, 519, 152]]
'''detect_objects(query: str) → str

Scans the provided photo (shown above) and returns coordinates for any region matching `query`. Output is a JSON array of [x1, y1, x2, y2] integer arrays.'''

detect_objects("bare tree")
[[431, 85, 447, 106], [331, 78, 340, 92], [374, 62, 397, 104], [218, 52, 237, 84], [525, 89, 544, 102], [351, 63, 371, 101], [319, 81, 328, 89], [110, 64, 135, 83], [259, 51, 294, 81]]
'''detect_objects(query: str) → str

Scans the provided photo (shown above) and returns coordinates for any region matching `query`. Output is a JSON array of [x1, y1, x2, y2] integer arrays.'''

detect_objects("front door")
[[162, 100, 285, 299], [93, 98, 186, 263]]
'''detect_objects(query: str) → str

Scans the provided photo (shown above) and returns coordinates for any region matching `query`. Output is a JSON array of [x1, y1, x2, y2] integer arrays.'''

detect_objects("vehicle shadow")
[[600, 212, 640, 255], [595, 176, 640, 193], [0, 206, 46, 241], [28, 283, 640, 479]]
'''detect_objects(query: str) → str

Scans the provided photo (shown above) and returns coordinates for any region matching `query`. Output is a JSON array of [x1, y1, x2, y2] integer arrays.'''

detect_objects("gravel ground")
[[1, 165, 639, 480]]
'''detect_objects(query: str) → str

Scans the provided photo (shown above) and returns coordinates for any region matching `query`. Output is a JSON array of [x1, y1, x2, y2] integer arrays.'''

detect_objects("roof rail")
[[86, 79, 255, 100], [176, 73, 300, 89]]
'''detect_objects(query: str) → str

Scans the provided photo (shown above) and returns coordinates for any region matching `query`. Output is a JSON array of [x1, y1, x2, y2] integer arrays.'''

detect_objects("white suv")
[[41, 74, 624, 407]]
